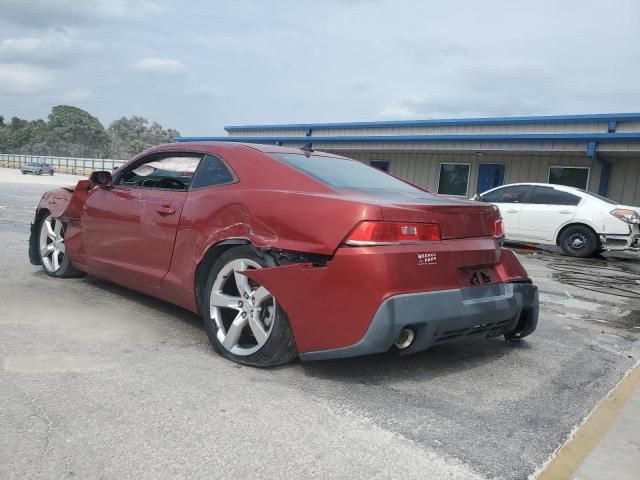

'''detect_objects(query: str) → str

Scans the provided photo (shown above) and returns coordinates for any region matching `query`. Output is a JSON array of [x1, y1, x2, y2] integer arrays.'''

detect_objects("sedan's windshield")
[[271, 153, 427, 194]]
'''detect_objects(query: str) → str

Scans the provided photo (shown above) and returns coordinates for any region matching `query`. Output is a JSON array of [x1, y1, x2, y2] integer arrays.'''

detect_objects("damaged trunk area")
[[380, 203, 500, 239]]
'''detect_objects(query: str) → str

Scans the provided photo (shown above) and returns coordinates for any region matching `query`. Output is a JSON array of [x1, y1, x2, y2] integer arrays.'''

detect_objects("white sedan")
[[474, 183, 640, 257]]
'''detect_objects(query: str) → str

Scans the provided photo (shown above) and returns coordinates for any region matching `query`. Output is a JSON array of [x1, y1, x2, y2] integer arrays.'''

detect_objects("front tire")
[[38, 215, 81, 277], [559, 225, 599, 257], [202, 246, 297, 367]]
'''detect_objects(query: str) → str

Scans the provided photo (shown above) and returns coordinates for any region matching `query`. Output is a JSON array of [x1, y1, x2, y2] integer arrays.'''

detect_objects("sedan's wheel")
[[203, 246, 297, 367], [559, 225, 599, 257], [38, 215, 80, 277]]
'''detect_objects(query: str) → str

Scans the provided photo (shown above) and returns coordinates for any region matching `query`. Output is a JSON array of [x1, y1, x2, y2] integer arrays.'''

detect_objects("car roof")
[[486, 182, 584, 193], [142, 141, 346, 158]]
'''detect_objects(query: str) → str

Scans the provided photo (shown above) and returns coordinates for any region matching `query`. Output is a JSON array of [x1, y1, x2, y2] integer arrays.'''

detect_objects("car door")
[[518, 186, 581, 242], [480, 185, 532, 239], [80, 153, 202, 287]]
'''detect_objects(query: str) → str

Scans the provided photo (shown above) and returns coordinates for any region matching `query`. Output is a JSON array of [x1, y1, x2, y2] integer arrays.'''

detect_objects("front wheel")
[[202, 246, 297, 367], [38, 215, 81, 277], [559, 225, 599, 257]]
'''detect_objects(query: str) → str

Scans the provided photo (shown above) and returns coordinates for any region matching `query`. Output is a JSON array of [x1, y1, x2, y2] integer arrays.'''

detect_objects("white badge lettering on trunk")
[[417, 252, 437, 266]]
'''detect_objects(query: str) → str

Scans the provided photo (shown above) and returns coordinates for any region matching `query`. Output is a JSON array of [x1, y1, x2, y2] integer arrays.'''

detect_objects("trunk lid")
[[346, 189, 500, 240]]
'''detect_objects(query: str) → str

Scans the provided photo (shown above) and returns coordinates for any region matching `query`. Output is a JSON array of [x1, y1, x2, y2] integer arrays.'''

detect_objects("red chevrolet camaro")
[[29, 142, 538, 367]]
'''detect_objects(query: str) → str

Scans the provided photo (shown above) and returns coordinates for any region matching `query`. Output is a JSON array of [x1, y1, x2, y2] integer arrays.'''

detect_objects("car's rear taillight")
[[610, 208, 640, 224], [344, 221, 441, 246], [494, 218, 504, 238]]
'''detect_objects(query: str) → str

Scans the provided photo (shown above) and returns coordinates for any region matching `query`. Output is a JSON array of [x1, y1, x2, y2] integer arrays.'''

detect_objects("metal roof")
[[175, 132, 640, 144], [224, 113, 640, 132]]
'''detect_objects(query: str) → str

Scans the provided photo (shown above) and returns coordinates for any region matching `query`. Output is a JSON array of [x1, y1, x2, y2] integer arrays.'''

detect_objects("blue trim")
[[224, 113, 640, 132], [608, 121, 617, 133], [175, 133, 640, 144], [586, 141, 612, 196], [598, 159, 611, 196]]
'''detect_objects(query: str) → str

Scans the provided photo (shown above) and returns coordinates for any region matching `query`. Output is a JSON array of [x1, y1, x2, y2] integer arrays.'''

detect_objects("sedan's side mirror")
[[89, 170, 113, 188], [472, 193, 481, 201]]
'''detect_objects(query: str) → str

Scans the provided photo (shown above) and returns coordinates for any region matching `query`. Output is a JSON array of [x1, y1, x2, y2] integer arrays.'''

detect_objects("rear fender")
[[242, 260, 384, 353]]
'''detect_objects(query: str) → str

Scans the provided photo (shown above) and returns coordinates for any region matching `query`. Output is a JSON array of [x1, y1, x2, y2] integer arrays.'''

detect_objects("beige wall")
[[331, 150, 603, 198], [608, 157, 640, 205]]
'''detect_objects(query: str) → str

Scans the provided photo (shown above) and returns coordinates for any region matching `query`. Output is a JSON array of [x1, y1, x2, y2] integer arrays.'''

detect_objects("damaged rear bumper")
[[599, 228, 640, 251], [300, 282, 539, 361]]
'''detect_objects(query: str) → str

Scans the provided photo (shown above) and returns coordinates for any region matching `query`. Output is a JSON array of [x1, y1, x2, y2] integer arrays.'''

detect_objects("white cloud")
[[60, 89, 92, 102], [0, 63, 51, 95], [184, 85, 224, 98], [0, 0, 167, 27], [132, 57, 187, 75], [0, 31, 98, 68]]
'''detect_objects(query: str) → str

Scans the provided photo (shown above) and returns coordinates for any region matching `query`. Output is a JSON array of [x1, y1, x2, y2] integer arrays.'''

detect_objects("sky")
[[0, 0, 639, 135]]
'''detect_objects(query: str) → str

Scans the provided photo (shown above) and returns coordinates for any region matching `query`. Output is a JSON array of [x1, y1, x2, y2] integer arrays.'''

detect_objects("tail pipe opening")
[[395, 327, 415, 350], [505, 307, 535, 341]]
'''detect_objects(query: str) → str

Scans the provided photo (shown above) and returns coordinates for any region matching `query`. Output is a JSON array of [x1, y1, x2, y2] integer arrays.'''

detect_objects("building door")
[[476, 163, 505, 194]]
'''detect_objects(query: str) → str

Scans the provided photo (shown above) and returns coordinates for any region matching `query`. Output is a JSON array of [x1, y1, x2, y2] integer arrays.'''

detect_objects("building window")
[[548, 167, 589, 190], [438, 163, 470, 196], [370, 160, 390, 172]]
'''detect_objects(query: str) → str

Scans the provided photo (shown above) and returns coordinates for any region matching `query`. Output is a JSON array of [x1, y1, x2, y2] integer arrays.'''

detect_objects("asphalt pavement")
[[0, 167, 638, 480]]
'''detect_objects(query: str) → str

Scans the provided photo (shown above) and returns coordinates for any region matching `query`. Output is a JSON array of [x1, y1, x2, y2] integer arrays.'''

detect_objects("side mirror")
[[472, 193, 481, 201], [89, 170, 113, 188]]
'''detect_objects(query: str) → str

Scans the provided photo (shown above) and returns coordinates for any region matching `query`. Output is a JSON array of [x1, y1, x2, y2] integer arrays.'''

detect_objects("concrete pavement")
[[0, 167, 638, 479]]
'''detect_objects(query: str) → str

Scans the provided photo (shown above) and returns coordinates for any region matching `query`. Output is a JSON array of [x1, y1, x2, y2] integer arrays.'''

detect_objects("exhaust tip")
[[395, 328, 415, 350]]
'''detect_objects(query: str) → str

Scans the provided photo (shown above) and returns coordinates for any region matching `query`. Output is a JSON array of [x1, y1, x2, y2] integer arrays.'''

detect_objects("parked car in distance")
[[473, 182, 640, 257], [21, 162, 55, 175], [29, 142, 538, 367]]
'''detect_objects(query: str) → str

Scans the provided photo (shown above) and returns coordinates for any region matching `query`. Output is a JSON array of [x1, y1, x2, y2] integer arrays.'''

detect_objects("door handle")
[[156, 205, 176, 215], [506, 209, 518, 213], [559, 210, 572, 214]]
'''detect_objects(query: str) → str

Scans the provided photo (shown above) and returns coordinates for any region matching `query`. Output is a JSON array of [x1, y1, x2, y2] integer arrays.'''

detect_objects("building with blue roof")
[[176, 113, 640, 205]]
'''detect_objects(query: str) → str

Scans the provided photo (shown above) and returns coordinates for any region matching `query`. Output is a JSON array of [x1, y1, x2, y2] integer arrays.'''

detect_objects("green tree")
[[0, 117, 47, 154], [107, 116, 179, 159], [0, 107, 178, 158], [45, 105, 109, 157]]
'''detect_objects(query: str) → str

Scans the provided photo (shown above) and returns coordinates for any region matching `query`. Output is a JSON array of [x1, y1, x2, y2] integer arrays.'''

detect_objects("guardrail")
[[0, 153, 126, 176]]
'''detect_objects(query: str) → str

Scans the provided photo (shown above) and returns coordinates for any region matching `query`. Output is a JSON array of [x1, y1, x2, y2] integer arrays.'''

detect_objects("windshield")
[[271, 153, 426, 194]]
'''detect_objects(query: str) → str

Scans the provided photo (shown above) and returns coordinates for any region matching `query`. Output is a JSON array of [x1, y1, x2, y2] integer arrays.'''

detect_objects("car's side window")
[[116, 155, 202, 190], [528, 186, 581, 206], [190, 154, 236, 189], [482, 185, 531, 203]]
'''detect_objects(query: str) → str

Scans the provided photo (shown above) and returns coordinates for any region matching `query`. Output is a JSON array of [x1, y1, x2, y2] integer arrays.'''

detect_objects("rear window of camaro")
[[271, 153, 423, 193]]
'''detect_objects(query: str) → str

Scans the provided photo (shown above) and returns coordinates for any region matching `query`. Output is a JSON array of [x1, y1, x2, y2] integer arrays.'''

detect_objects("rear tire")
[[202, 246, 297, 367], [559, 225, 599, 257]]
